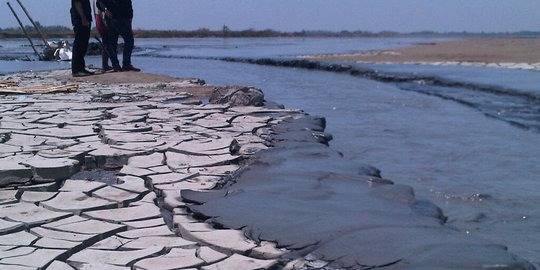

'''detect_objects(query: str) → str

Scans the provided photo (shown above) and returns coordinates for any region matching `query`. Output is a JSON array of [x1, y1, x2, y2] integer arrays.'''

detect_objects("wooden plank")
[[0, 84, 79, 94]]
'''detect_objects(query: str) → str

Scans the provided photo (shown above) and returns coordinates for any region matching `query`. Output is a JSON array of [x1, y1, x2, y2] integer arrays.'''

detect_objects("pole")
[[6, 2, 41, 59], [16, 0, 51, 50]]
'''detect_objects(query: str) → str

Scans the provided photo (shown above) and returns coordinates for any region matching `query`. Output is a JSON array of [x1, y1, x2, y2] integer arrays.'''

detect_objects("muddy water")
[[138, 56, 540, 264]]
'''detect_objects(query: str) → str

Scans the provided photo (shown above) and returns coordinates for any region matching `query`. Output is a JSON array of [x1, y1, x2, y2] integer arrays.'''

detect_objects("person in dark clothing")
[[71, 0, 95, 77], [96, 0, 140, 72]]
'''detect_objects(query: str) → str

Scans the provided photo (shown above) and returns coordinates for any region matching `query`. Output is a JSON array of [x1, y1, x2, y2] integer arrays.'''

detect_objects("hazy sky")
[[1, 0, 539, 32]]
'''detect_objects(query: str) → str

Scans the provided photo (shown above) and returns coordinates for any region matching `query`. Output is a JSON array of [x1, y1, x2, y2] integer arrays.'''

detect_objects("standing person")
[[71, 0, 95, 77], [96, 0, 140, 72], [94, 0, 112, 73]]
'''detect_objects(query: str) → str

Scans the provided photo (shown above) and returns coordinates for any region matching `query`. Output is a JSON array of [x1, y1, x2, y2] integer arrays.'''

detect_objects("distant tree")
[[24, 24, 35, 32], [43, 25, 70, 31], [222, 25, 230, 37]]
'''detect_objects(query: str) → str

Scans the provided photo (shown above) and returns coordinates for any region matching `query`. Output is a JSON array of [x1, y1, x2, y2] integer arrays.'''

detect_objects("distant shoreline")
[[303, 38, 540, 68], [0, 29, 539, 39]]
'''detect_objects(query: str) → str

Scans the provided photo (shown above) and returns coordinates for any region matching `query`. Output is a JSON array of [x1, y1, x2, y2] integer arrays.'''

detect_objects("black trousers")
[[106, 18, 134, 68], [72, 24, 91, 73]]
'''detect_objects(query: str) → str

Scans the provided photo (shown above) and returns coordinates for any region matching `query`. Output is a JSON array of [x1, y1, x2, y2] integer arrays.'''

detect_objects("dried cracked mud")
[[0, 70, 298, 270], [0, 70, 535, 270]]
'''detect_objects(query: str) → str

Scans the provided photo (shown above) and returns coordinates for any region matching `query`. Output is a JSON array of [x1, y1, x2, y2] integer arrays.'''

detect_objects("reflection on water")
[[1, 37, 539, 264]]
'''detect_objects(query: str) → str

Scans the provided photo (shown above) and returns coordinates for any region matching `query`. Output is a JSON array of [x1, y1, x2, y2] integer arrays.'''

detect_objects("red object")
[[94, 13, 107, 34]]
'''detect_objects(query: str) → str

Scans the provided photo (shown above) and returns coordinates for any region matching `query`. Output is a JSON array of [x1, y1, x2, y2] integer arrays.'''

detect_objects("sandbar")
[[305, 38, 540, 65]]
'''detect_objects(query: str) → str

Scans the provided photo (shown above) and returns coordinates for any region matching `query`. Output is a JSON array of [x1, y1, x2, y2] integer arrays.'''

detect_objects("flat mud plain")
[[0, 70, 536, 269]]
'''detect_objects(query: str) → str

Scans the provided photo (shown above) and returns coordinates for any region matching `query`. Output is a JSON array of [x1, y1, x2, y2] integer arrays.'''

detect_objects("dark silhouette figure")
[[71, 0, 94, 77], [97, 0, 140, 72]]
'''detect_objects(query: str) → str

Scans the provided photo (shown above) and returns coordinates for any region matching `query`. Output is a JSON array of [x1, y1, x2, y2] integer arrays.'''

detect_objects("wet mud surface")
[[184, 116, 535, 269]]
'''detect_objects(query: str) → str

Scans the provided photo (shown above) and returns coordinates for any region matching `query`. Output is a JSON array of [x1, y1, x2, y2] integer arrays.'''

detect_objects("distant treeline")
[[0, 23, 72, 39], [1, 23, 539, 39]]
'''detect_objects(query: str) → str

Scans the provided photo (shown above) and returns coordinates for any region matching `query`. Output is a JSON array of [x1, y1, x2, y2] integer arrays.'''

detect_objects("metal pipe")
[[16, 0, 51, 50], [6, 2, 41, 59]]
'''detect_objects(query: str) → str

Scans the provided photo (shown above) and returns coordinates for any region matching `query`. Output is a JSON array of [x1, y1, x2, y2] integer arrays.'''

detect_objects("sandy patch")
[[304, 38, 540, 67]]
